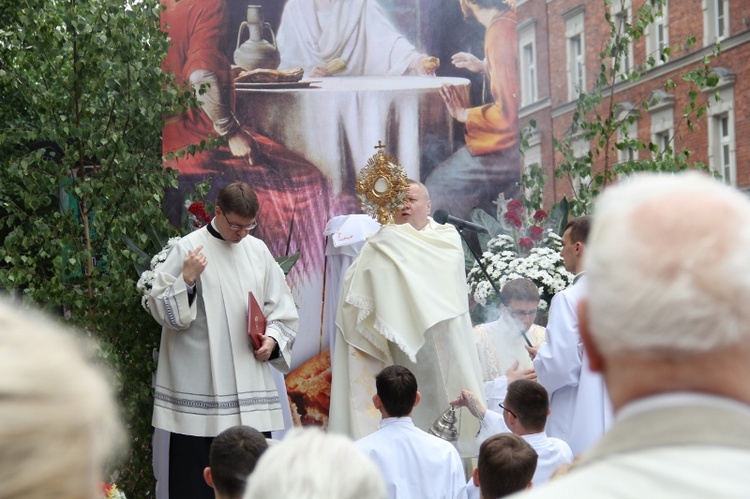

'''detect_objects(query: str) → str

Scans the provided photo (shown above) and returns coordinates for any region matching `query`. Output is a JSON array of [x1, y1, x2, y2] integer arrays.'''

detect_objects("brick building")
[[516, 0, 750, 204]]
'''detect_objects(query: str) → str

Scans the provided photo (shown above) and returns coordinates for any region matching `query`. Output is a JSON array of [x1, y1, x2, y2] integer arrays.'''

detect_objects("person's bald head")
[[394, 180, 431, 230]]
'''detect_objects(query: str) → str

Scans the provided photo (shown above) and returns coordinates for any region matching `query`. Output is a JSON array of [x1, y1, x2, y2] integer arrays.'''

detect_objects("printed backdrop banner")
[[160, 0, 519, 430]]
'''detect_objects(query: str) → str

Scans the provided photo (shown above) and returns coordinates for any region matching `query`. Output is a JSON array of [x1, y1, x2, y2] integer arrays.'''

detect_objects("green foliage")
[[0, 0, 191, 495], [541, 0, 721, 217]]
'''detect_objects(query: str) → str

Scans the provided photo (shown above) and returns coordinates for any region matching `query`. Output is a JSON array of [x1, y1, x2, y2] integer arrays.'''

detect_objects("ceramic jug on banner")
[[234, 5, 280, 70]]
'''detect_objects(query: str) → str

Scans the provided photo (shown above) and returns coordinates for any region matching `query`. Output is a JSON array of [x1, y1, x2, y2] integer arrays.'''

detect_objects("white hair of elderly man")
[[242, 427, 386, 499], [585, 171, 750, 356]]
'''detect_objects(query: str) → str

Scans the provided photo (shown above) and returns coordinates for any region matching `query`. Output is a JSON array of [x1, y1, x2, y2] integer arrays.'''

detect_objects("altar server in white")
[[527, 216, 612, 455], [354, 365, 465, 499], [148, 182, 298, 499], [518, 172, 750, 498]]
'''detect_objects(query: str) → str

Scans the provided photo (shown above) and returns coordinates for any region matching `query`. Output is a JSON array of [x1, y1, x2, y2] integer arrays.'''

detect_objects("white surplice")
[[474, 312, 534, 412], [532, 274, 612, 455], [276, 0, 421, 76], [148, 225, 298, 436], [329, 219, 485, 457], [354, 417, 466, 499]]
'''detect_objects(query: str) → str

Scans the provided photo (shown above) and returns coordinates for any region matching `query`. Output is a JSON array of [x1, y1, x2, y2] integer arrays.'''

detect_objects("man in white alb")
[[148, 182, 298, 499], [329, 180, 485, 456], [354, 365, 465, 499], [526, 216, 612, 455]]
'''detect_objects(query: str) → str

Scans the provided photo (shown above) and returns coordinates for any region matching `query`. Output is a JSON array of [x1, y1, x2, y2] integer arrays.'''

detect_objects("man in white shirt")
[[526, 216, 612, 455], [354, 365, 465, 499], [517, 172, 750, 498]]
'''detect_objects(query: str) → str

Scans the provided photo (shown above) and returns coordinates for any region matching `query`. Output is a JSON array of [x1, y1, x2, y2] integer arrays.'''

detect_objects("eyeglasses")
[[510, 309, 537, 319], [499, 403, 517, 418], [223, 212, 257, 232]]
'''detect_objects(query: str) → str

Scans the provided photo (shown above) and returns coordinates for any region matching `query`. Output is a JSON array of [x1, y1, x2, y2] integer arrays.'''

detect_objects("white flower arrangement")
[[467, 229, 573, 310], [136, 236, 181, 312]]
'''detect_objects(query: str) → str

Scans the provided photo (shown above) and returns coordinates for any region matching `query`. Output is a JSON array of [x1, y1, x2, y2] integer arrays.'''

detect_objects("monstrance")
[[356, 141, 409, 225]]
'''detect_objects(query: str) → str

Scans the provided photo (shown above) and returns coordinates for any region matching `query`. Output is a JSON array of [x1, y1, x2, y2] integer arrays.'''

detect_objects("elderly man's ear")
[[579, 299, 604, 373]]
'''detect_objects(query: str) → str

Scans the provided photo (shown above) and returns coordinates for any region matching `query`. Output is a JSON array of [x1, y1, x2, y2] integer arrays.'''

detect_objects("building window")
[[519, 23, 537, 106], [653, 130, 671, 154], [647, 1, 669, 65], [706, 69, 736, 186], [716, 114, 734, 185], [649, 91, 674, 158], [611, 1, 633, 80], [616, 103, 639, 164], [565, 8, 586, 100], [704, 0, 730, 45]]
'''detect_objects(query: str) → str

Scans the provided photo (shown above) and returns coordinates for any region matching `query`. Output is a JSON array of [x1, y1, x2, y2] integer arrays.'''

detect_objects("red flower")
[[519, 237, 535, 251], [188, 202, 211, 226], [102, 483, 113, 494], [503, 211, 523, 229], [533, 210, 548, 223], [529, 225, 544, 241], [507, 199, 523, 213]]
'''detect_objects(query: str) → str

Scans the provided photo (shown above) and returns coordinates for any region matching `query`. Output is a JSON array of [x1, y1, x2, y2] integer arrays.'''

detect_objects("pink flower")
[[533, 210, 548, 223], [519, 238, 535, 251], [503, 211, 523, 229], [529, 225, 544, 241], [507, 200, 523, 213]]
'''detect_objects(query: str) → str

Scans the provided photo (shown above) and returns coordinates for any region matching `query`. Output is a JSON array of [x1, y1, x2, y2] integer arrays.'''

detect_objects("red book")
[[247, 292, 266, 350]]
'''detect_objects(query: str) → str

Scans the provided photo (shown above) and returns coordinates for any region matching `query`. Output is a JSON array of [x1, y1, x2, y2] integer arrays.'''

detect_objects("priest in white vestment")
[[147, 182, 298, 499], [354, 365, 465, 499], [329, 180, 485, 456], [528, 217, 612, 456], [276, 0, 434, 77]]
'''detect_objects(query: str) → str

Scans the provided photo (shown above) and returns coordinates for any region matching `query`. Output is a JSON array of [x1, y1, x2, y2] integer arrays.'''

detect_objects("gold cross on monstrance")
[[374, 140, 387, 151]]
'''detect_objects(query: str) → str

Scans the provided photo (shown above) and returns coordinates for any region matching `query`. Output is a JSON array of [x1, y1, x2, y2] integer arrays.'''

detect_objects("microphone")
[[433, 209, 488, 234]]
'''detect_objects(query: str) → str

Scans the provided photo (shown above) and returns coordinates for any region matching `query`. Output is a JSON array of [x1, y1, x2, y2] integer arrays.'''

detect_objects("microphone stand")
[[457, 228, 532, 347]]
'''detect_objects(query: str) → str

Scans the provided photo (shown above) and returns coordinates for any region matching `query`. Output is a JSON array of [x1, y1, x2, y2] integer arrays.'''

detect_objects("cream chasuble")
[[329, 219, 485, 457], [148, 227, 298, 437]]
